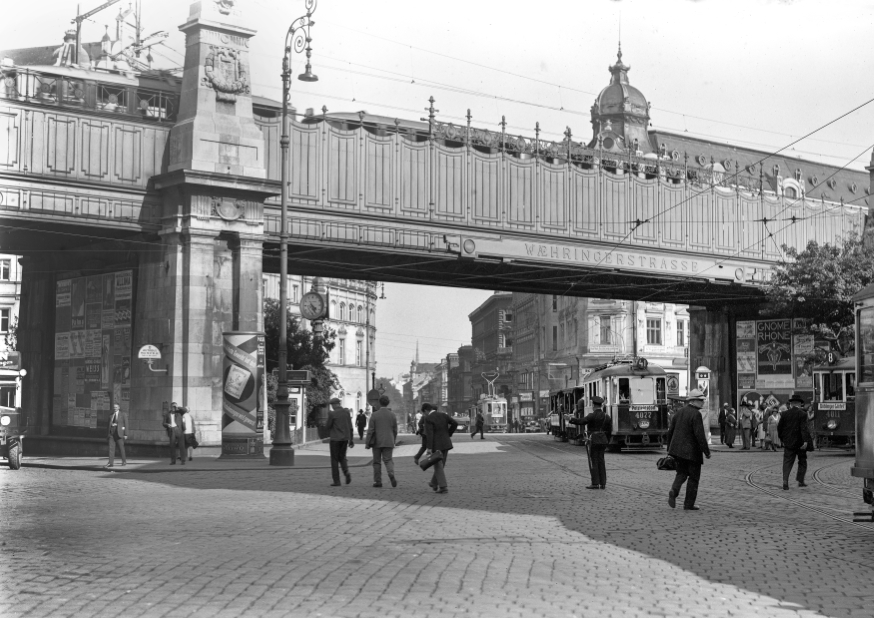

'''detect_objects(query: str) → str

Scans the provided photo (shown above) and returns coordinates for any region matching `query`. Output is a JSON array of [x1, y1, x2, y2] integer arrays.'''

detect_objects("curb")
[[20, 458, 373, 473]]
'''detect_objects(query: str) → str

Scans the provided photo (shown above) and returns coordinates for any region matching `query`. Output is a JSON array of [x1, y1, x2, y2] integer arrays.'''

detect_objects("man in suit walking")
[[326, 398, 354, 486], [105, 404, 128, 467], [667, 389, 711, 510], [424, 401, 459, 494], [471, 410, 485, 439], [366, 395, 399, 487], [777, 392, 813, 490], [355, 409, 367, 440], [569, 395, 612, 489], [163, 402, 186, 465], [718, 403, 729, 445]]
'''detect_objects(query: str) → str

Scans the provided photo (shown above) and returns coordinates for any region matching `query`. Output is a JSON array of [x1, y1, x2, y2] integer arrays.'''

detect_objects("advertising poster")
[[52, 269, 133, 434], [221, 331, 265, 458], [756, 319, 793, 388], [794, 334, 815, 389]]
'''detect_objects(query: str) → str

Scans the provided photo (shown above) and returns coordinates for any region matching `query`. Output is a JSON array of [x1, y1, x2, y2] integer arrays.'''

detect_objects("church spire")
[[416, 340, 420, 364]]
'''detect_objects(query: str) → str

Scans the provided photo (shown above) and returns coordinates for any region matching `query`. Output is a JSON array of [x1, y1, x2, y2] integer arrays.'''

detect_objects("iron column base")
[[269, 444, 295, 466]]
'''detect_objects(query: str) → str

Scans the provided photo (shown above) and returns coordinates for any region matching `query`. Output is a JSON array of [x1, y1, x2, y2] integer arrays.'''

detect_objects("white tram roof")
[[853, 283, 874, 302], [586, 362, 668, 381]]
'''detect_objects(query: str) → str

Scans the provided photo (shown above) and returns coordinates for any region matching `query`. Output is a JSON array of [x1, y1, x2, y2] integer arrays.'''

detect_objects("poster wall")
[[53, 270, 133, 433], [735, 318, 813, 411], [221, 331, 265, 458]]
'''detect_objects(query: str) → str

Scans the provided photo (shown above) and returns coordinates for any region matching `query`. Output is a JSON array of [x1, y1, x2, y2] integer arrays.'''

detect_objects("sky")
[[6, 0, 874, 376]]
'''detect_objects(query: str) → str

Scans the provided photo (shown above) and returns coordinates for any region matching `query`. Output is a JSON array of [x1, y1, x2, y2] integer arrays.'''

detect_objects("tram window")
[[655, 378, 666, 403], [847, 373, 856, 399], [630, 377, 656, 403], [823, 374, 844, 401], [859, 307, 874, 383], [618, 378, 630, 402], [0, 386, 14, 407]]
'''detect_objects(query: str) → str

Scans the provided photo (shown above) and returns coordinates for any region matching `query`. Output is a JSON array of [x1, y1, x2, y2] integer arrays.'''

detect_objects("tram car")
[[580, 356, 670, 450], [548, 387, 587, 443], [854, 285, 874, 509], [812, 355, 856, 449], [470, 395, 508, 433]]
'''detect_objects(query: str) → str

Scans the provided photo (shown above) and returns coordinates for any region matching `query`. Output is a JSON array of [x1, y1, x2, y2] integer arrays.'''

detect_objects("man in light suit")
[[163, 402, 185, 465], [326, 398, 354, 486], [105, 404, 128, 467], [366, 395, 399, 487]]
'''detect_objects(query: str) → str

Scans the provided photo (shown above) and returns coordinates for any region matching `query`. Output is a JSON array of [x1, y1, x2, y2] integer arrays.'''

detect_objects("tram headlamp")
[[0, 415, 10, 426], [826, 419, 839, 430], [638, 420, 650, 429]]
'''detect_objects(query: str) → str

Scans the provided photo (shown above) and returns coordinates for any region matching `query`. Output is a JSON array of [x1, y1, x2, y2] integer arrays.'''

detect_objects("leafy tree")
[[3, 315, 17, 351], [263, 299, 339, 426], [764, 229, 874, 355]]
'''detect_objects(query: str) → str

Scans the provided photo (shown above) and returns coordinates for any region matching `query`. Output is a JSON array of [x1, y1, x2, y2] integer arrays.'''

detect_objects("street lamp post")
[[271, 0, 318, 467]]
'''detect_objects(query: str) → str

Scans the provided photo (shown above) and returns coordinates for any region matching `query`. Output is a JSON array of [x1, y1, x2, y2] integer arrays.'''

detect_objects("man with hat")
[[777, 393, 813, 490], [666, 389, 711, 510], [718, 403, 729, 445], [325, 397, 354, 486], [569, 395, 612, 489], [739, 400, 754, 449]]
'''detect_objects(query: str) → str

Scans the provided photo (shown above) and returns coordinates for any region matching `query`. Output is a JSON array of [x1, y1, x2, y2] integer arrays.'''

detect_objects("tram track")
[[510, 437, 874, 533]]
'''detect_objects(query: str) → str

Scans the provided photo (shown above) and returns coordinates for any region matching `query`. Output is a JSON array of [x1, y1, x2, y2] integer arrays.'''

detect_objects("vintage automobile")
[[1, 406, 25, 470]]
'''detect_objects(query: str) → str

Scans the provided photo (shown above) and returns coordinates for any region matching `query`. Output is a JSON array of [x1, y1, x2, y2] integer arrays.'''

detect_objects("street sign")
[[287, 370, 310, 384], [137, 344, 161, 360], [367, 388, 381, 409]]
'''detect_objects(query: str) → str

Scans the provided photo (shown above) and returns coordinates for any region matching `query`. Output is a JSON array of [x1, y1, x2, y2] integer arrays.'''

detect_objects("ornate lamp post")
[[271, 0, 318, 467]]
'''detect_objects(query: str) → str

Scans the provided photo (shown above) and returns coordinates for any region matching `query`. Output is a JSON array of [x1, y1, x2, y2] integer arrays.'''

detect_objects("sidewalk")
[[18, 435, 433, 473]]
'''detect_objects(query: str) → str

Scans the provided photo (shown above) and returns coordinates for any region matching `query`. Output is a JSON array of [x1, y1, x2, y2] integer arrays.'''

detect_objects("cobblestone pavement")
[[1, 435, 871, 618]]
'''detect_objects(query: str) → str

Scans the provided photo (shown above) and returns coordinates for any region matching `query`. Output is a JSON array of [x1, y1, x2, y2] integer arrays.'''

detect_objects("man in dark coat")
[[355, 409, 367, 440], [413, 403, 433, 466], [666, 389, 711, 510], [569, 395, 612, 489], [325, 398, 354, 486], [424, 402, 459, 494], [718, 403, 728, 445], [471, 410, 485, 439], [777, 392, 813, 490]]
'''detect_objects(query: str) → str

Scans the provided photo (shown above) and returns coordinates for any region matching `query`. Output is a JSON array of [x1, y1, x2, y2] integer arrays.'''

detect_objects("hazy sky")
[[7, 0, 874, 375]]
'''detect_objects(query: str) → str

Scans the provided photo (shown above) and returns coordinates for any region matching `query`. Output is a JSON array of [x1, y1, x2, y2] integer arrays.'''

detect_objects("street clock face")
[[299, 292, 326, 320]]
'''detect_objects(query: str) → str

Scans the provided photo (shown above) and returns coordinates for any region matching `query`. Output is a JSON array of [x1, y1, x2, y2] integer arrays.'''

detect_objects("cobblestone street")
[[1, 435, 871, 618]]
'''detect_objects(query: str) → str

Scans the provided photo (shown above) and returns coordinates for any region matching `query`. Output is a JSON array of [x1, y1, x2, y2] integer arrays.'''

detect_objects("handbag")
[[657, 455, 677, 471], [419, 450, 443, 471]]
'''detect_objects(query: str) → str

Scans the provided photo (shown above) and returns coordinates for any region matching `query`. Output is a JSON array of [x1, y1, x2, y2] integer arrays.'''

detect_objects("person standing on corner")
[[569, 395, 612, 489], [718, 403, 729, 445], [471, 409, 485, 440], [366, 395, 398, 487], [724, 407, 737, 448], [424, 401, 458, 494], [355, 409, 367, 441], [739, 402, 753, 450], [777, 393, 813, 490], [326, 398, 354, 486], [105, 404, 128, 468], [667, 389, 711, 511], [181, 406, 197, 462], [163, 402, 186, 465]]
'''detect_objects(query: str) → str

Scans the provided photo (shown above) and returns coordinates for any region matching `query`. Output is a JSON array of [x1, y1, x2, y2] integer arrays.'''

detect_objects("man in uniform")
[[777, 392, 813, 490], [718, 403, 729, 445], [569, 395, 611, 489], [666, 389, 711, 510]]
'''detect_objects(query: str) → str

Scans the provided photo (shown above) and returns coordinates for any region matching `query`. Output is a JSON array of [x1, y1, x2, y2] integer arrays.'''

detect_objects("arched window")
[[330, 300, 337, 320], [339, 302, 346, 321], [358, 305, 365, 323], [784, 186, 798, 199]]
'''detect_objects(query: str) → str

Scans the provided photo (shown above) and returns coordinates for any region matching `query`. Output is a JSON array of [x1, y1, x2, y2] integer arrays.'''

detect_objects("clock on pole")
[[299, 291, 327, 320]]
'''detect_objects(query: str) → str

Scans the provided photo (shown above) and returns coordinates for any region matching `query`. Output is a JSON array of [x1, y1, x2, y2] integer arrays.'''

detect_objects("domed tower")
[[589, 45, 653, 155]]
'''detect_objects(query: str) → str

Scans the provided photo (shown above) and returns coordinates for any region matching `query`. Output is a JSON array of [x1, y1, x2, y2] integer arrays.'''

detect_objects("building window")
[[338, 338, 346, 364], [552, 325, 558, 351], [677, 319, 686, 347], [552, 295, 558, 312], [646, 318, 662, 345], [0, 308, 9, 333], [505, 312, 513, 322], [292, 284, 299, 304], [0, 259, 9, 280], [0, 386, 14, 408], [600, 315, 612, 345], [356, 341, 362, 366], [330, 300, 337, 319], [340, 302, 346, 321], [784, 186, 798, 199], [559, 323, 565, 346], [358, 305, 364, 323]]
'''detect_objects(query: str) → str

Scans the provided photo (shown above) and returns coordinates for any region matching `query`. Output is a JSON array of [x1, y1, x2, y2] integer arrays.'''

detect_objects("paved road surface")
[[1, 435, 869, 618]]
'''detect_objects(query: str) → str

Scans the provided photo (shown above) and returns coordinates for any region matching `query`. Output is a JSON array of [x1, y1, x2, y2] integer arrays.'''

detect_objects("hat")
[[740, 400, 753, 408], [591, 395, 604, 405], [687, 389, 706, 400], [329, 397, 341, 405], [788, 392, 805, 404]]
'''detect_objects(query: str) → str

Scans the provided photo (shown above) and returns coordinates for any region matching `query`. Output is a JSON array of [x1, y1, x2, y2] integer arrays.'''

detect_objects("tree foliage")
[[3, 315, 17, 351], [763, 229, 874, 354], [263, 298, 339, 423]]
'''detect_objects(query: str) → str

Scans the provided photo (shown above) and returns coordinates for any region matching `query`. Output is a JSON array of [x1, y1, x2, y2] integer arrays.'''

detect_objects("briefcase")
[[656, 456, 677, 471], [419, 450, 443, 471]]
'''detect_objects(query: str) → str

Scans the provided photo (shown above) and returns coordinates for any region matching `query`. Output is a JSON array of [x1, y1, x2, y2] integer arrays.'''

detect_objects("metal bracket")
[[145, 360, 168, 374]]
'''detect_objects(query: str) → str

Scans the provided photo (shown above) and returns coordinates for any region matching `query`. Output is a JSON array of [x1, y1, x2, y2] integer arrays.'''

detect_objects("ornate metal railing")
[[0, 67, 178, 123]]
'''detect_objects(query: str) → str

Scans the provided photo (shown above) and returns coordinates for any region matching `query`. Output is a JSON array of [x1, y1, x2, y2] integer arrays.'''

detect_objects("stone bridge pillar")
[[689, 306, 733, 432]]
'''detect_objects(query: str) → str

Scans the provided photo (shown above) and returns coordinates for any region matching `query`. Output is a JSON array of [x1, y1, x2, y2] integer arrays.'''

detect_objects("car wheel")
[[7, 441, 21, 470]]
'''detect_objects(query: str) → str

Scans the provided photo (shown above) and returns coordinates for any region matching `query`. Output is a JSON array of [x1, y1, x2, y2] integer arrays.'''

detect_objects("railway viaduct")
[[0, 0, 868, 453]]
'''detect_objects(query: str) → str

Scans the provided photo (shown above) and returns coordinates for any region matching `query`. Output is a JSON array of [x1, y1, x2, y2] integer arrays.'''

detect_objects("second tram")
[[812, 355, 856, 449], [853, 285, 874, 508]]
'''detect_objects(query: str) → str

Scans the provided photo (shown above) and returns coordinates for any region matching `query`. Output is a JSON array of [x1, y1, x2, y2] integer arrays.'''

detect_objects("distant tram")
[[549, 356, 670, 450], [470, 371, 508, 433], [812, 355, 856, 449]]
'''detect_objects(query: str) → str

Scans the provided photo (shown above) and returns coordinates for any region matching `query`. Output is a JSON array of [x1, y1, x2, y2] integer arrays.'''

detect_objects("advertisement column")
[[221, 332, 266, 458]]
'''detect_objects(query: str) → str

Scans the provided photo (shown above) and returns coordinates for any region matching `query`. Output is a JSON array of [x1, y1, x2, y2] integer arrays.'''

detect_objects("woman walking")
[[724, 408, 737, 448], [756, 407, 767, 450], [423, 401, 459, 494], [768, 406, 782, 451], [181, 406, 198, 461]]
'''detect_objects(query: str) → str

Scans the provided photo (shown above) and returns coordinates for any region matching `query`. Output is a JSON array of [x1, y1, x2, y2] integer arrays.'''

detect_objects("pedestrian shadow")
[[119, 438, 865, 617]]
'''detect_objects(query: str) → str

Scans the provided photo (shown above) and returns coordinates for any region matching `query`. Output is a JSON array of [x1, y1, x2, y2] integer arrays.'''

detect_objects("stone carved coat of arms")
[[202, 46, 249, 102]]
